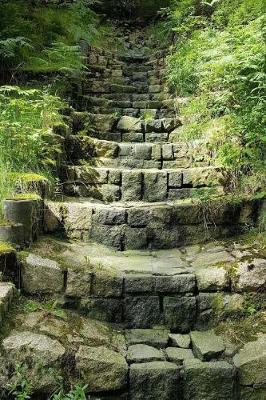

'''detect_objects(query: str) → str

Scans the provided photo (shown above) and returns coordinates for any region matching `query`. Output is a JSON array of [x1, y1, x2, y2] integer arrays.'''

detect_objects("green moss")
[[0, 241, 15, 253], [9, 193, 41, 201], [10, 172, 48, 183]]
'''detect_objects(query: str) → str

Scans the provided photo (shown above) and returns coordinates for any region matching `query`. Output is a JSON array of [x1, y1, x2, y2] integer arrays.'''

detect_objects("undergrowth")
[[0, 86, 66, 212], [165, 0, 266, 193]]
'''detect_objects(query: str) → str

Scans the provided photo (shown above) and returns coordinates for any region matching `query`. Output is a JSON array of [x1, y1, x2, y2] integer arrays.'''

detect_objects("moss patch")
[[0, 241, 15, 253], [8, 193, 41, 201], [9, 172, 48, 183]]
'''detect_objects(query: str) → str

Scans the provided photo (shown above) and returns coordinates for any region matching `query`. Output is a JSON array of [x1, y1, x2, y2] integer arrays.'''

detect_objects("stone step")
[[24, 236, 266, 330], [2, 297, 262, 399], [66, 136, 210, 169], [62, 165, 225, 202], [44, 196, 262, 250], [71, 113, 180, 138]]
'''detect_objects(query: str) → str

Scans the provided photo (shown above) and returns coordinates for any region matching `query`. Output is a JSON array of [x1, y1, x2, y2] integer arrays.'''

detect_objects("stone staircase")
[[44, 25, 261, 251], [0, 22, 265, 400]]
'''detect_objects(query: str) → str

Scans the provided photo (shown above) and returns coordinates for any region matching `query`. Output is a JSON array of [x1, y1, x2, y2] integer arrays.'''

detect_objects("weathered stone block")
[[88, 113, 117, 132], [92, 270, 123, 298], [122, 171, 143, 201], [233, 334, 266, 386], [126, 328, 170, 349], [93, 138, 119, 158], [190, 330, 225, 361], [109, 169, 122, 185], [196, 266, 230, 292], [165, 347, 195, 364], [124, 296, 162, 328], [168, 171, 182, 187], [155, 274, 196, 294], [122, 131, 144, 142], [90, 224, 124, 250], [80, 298, 123, 323], [129, 361, 180, 400], [22, 254, 64, 295], [124, 274, 156, 293], [124, 226, 148, 249], [127, 344, 165, 364], [143, 171, 167, 202], [151, 144, 162, 160], [232, 258, 266, 292], [169, 333, 191, 349], [117, 116, 142, 132], [164, 296, 196, 332], [75, 345, 128, 392], [127, 207, 150, 227], [63, 203, 93, 233], [65, 268, 92, 298], [134, 143, 152, 160], [94, 208, 127, 225], [2, 331, 65, 393], [183, 359, 235, 400], [162, 144, 174, 160], [3, 199, 43, 244]]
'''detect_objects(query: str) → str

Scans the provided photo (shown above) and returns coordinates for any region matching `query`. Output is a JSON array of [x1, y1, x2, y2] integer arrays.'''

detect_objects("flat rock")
[[2, 331, 65, 393], [165, 347, 195, 364], [169, 333, 191, 348], [126, 328, 170, 349], [75, 345, 128, 392], [233, 334, 266, 386], [190, 330, 225, 361], [127, 344, 165, 363], [195, 266, 230, 291], [232, 258, 266, 292]]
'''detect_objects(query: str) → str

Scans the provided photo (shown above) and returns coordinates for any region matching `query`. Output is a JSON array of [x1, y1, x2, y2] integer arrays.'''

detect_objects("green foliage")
[[51, 385, 88, 400], [166, 0, 266, 191], [23, 299, 66, 318], [8, 363, 33, 400], [0, 0, 99, 74], [0, 86, 65, 206]]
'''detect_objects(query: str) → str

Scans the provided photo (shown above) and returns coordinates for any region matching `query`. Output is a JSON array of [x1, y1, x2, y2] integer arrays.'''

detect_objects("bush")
[[166, 0, 266, 191], [0, 0, 99, 75], [0, 86, 65, 203]]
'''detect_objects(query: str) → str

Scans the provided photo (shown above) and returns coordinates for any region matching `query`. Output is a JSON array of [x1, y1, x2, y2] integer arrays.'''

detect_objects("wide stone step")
[[44, 196, 262, 250], [21, 235, 266, 330], [62, 165, 225, 202], [66, 136, 201, 168]]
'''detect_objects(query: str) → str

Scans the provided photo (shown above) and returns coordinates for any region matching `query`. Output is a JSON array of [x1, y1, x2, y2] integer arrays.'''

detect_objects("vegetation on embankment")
[[164, 0, 266, 193], [0, 0, 105, 209]]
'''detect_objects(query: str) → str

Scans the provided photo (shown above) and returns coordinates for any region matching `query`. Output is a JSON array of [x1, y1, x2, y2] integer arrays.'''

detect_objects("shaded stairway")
[[45, 23, 262, 250], [0, 20, 265, 400]]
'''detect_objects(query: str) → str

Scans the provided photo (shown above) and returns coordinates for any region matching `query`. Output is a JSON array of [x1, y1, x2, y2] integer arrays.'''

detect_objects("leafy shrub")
[[52, 385, 88, 400], [166, 0, 266, 191], [0, 0, 99, 75], [0, 86, 65, 204]]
